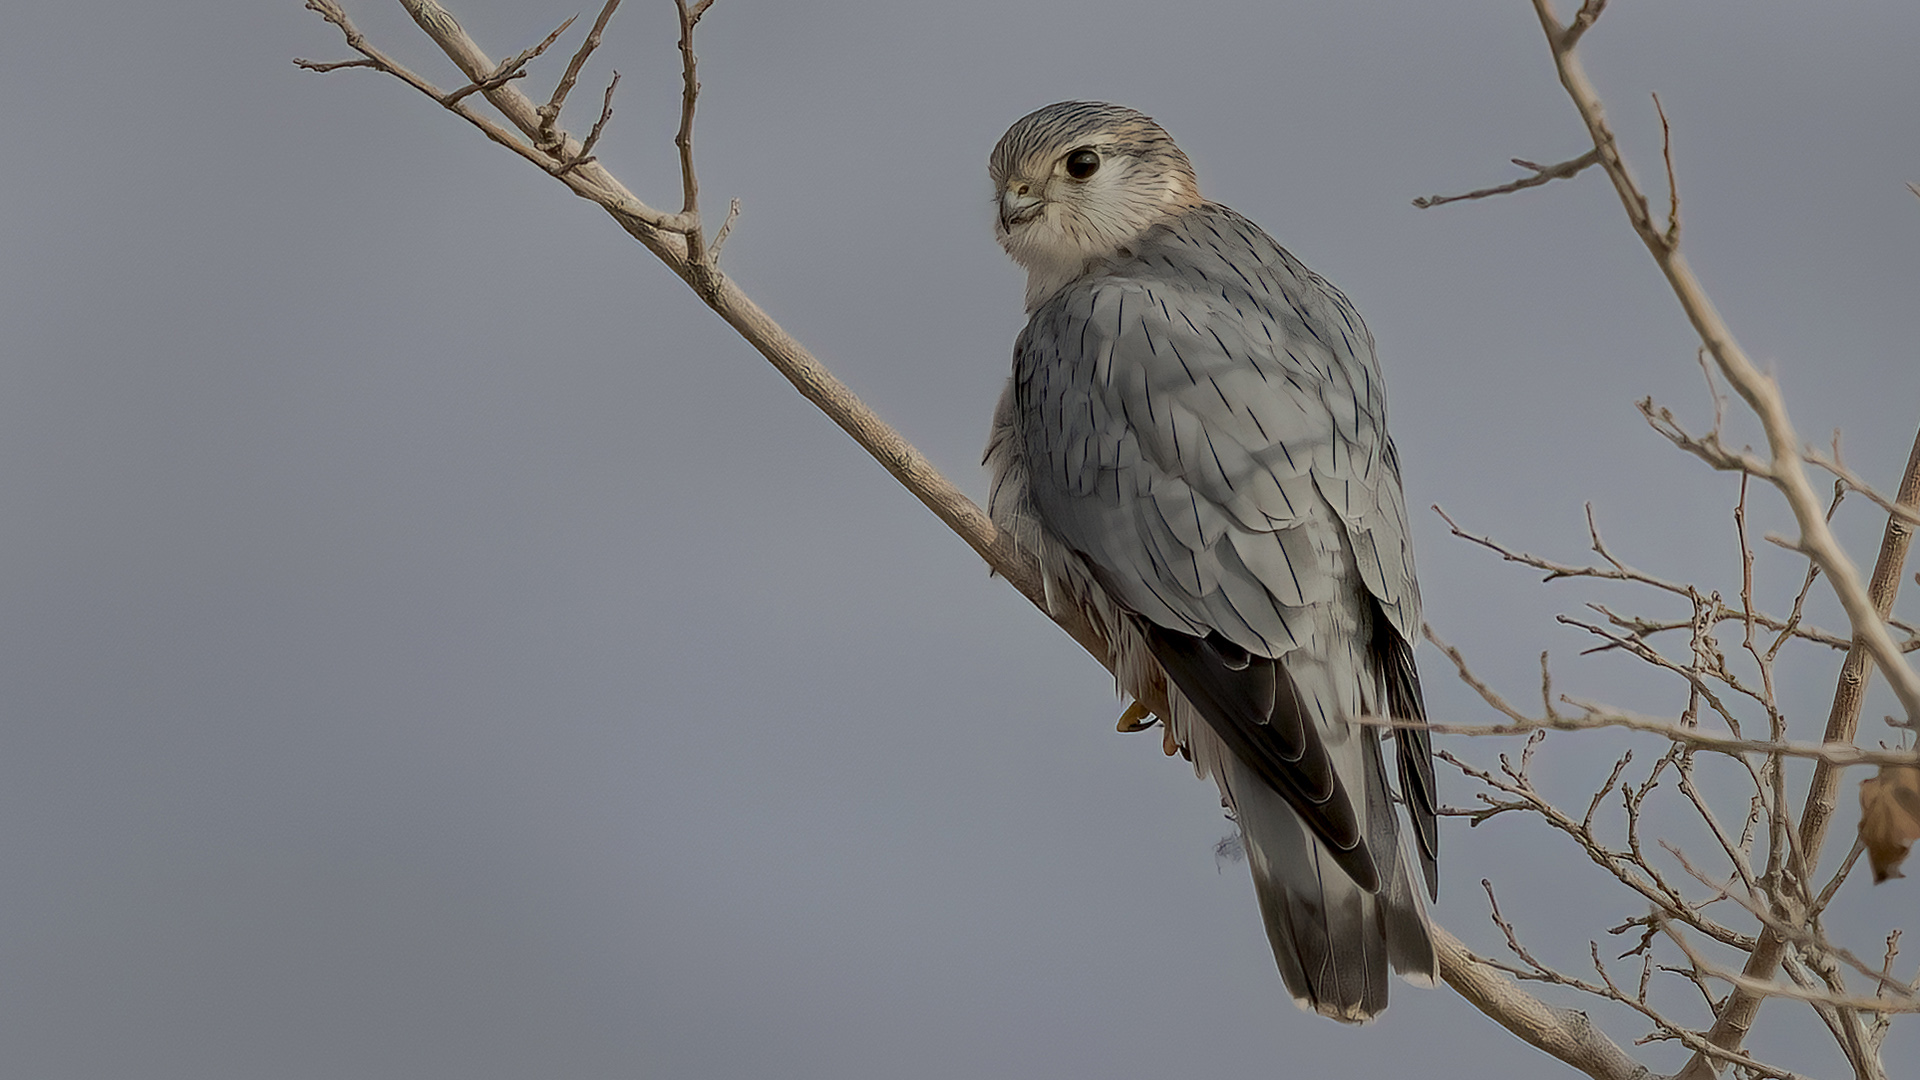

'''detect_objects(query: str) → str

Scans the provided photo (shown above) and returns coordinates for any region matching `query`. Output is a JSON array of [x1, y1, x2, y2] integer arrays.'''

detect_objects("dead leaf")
[[1859, 764, 1920, 883]]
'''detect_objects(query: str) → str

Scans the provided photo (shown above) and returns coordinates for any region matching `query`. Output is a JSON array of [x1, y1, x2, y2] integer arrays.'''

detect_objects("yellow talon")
[[1115, 701, 1156, 733]]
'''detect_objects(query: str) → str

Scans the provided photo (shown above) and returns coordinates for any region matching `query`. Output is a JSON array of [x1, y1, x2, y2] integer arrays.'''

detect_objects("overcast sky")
[[3, 2, 1918, 1077]]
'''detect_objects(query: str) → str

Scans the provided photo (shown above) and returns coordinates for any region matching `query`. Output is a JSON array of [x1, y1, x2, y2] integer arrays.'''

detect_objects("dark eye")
[[1065, 149, 1100, 180]]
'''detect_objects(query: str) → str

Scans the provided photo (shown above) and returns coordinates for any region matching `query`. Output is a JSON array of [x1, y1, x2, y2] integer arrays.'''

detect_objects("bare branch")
[[1780, 949, 1883, 1080], [1666, 842, 1918, 1005], [669, 0, 719, 293], [1578, 602, 1911, 657], [1682, 426, 1920, 1068], [1527, 0, 1920, 729], [1469, 881, 1805, 1079], [709, 197, 741, 263], [1810, 839, 1867, 921], [1434, 742, 1752, 951], [440, 15, 573, 105], [297, 1, 575, 179], [292, 57, 379, 72], [299, 0, 1116, 704], [549, 71, 620, 177], [1640, 397, 1772, 476], [1658, 916, 1919, 1014], [539, 0, 622, 147], [1510, 0, 1920, 1062], [1561, 0, 1608, 49], [1424, 508, 1910, 665], [439, 65, 526, 106], [1426, 504, 1905, 665], [1674, 756, 1761, 899], [1807, 447, 1920, 527], [1412, 149, 1601, 209], [673, 0, 703, 216], [1411, 631, 1920, 768], [1430, 924, 1657, 1080], [1652, 93, 1678, 247]]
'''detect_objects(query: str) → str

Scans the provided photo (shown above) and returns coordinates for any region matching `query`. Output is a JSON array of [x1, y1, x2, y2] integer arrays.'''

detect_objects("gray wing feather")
[[1015, 207, 1411, 659]]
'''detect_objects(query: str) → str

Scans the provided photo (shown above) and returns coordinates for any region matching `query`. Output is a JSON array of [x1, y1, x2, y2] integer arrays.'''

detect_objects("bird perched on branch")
[[984, 101, 1438, 1021]]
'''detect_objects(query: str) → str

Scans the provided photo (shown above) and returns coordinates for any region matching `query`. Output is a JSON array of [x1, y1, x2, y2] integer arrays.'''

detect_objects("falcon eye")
[[1065, 149, 1101, 180]]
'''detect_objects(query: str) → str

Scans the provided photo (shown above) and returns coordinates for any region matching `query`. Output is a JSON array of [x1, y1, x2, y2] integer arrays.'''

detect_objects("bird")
[[983, 101, 1439, 1021]]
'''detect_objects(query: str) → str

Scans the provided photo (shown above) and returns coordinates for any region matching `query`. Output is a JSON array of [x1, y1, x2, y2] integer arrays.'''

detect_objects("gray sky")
[[4, 2, 1918, 1077]]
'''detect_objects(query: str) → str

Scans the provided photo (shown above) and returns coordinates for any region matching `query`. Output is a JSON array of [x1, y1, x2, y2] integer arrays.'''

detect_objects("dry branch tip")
[[1412, 148, 1601, 209]]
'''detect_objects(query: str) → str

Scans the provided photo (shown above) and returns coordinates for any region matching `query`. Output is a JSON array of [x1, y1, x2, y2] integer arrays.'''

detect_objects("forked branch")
[[1525, 0, 1920, 729]]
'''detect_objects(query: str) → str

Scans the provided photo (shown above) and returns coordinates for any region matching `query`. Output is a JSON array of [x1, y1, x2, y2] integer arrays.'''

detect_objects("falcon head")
[[989, 101, 1203, 309]]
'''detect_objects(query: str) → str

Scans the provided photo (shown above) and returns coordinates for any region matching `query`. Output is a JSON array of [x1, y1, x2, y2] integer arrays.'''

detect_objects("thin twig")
[[1658, 916, 1919, 1014], [1437, 745, 1751, 950], [539, 0, 622, 147], [1652, 93, 1678, 247], [709, 197, 741, 263], [674, 0, 703, 216], [672, 0, 715, 292], [1665, 842, 1917, 1001], [1430, 925, 1652, 1080], [292, 57, 379, 72], [440, 65, 526, 106], [1807, 448, 1920, 527], [1561, 0, 1607, 49], [1472, 882, 1807, 1078], [1409, 632, 1920, 768], [549, 72, 620, 177], [441, 14, 573, 105], [1412, 149, 1601, 209]]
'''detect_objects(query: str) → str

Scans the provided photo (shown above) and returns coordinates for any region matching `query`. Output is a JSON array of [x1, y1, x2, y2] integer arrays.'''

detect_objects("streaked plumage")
[[984, 102, 1438, 1021]]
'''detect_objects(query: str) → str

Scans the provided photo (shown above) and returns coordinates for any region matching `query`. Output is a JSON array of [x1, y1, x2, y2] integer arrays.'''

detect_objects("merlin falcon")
[[984, 102, 1439, 1021]]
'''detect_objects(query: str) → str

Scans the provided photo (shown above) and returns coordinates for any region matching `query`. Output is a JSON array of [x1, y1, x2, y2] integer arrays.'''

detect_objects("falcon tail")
[[1222, 735, 1436, 1021], [1149, 627, 1437, 1021]]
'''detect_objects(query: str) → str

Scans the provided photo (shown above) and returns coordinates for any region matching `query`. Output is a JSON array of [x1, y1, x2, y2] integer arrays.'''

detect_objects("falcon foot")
[[1115, 701, 1158, 733]]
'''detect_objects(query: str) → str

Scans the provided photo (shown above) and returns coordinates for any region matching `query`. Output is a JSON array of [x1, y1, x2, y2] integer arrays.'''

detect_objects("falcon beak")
[[998, 185, 1044, 232]]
